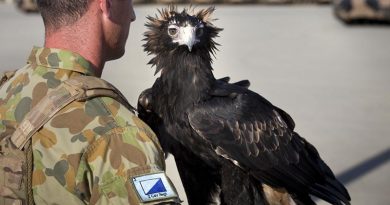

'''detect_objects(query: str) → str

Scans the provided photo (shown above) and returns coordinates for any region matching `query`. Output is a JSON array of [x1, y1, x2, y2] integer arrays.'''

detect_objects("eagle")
[[137, 6, 351, 205]]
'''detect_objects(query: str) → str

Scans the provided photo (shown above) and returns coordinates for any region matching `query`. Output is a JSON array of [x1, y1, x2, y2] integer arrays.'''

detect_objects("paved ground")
[[1, 3, 389, 205]]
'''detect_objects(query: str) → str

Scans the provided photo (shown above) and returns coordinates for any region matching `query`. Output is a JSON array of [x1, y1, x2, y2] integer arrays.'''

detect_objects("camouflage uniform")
[[0, 47, 181, 204]]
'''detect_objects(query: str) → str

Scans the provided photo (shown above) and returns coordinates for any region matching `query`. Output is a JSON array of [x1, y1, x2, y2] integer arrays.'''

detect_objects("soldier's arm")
[[83, 103, 181, 205]]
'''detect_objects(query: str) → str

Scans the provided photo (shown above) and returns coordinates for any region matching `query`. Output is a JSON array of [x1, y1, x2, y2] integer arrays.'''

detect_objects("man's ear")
[[100, 0, 112, 18]]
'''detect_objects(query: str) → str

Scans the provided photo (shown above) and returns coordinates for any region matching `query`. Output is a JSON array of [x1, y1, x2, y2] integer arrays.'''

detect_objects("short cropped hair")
[[37, 0, 89, 30]]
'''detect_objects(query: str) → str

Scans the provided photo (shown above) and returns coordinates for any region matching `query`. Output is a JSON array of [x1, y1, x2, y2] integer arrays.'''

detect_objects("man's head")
[[38, 0, 136, 62], [37, 0, 89, 31]]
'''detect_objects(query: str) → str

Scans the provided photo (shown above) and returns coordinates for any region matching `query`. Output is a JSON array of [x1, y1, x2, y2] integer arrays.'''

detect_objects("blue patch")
[[143, 178, 167, 194], [132, 172, 178, 202]]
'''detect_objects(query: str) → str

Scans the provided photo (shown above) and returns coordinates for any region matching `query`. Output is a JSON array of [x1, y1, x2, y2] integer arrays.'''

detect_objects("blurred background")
[[0, 0, 389, 204]]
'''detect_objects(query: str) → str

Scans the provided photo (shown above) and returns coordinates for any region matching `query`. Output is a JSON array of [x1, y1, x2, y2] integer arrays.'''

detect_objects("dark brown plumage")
[[138, 6, 350, 205]]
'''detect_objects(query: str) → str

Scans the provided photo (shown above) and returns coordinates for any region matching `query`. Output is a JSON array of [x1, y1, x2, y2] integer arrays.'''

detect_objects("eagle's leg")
[[220, 161, 267, 205], [171, 144, 221, 205]]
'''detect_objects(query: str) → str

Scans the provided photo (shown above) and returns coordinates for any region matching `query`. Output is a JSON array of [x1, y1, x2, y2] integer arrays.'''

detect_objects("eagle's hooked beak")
[[187, 43, 194, 52], [179, 26, 197, 52]]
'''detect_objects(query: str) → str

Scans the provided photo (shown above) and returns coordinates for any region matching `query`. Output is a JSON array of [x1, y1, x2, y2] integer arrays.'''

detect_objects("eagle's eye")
[[196, 28, 204, 37], [168, 25, 178, 36]]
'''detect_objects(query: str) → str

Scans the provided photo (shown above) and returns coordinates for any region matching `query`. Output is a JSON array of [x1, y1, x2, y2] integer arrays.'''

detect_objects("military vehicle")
[[334, 0, 390, 23]]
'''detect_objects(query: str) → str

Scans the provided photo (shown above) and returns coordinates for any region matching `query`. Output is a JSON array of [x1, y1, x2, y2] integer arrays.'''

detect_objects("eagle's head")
[[143, 6, 223, 73]]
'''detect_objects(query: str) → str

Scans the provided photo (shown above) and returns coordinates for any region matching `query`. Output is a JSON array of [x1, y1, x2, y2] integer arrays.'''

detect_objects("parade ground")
[[1, 3, 389, 204]]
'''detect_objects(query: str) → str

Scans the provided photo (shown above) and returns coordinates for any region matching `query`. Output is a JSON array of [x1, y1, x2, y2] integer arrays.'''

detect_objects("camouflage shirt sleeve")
[[84, 100, 180, 205], [32, 97, 181, 205]]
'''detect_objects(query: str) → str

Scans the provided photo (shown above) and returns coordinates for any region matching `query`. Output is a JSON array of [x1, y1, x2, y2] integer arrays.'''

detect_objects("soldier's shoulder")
[[90, 96, 160, 146]]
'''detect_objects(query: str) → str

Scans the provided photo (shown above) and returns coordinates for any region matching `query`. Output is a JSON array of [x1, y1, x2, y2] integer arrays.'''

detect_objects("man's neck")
[[44, 22, 104, 77]]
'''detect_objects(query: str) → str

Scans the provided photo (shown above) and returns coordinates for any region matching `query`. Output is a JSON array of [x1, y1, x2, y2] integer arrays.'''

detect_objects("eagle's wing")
[[188, 82, 350, 205]]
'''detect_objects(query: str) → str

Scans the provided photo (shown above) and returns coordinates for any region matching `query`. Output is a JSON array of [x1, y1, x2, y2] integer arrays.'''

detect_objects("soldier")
[[0, 0, 181, 204]]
